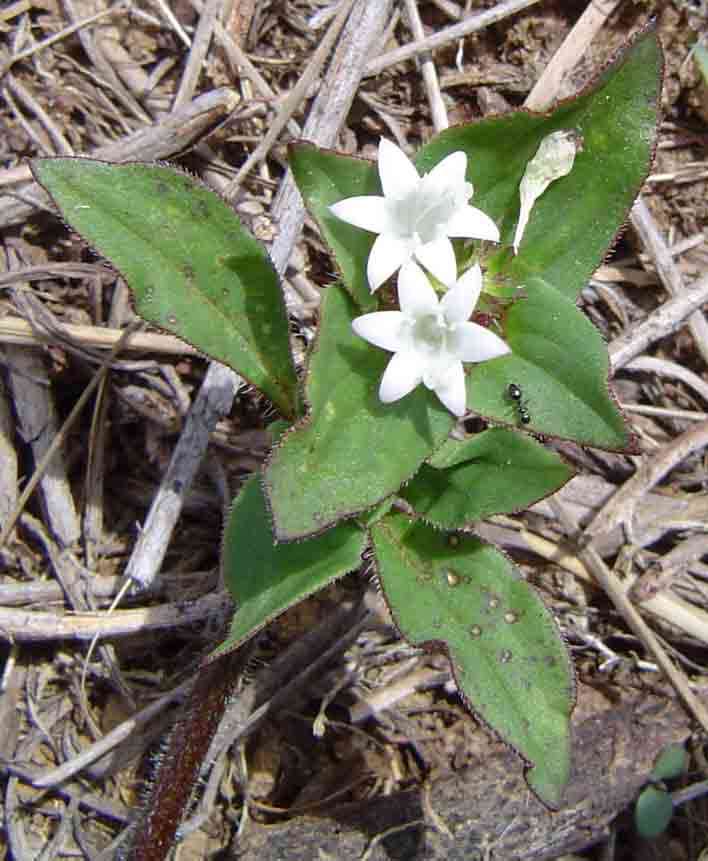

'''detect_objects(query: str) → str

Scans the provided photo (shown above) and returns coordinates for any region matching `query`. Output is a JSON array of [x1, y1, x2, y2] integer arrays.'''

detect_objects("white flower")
[[352, 261, 511, 417], [330, 139, 500, 292]]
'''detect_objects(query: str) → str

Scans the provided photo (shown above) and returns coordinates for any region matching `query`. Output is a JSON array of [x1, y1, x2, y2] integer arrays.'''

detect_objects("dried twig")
[[1, 87, 240, 227], [0, 591, 232, 642], [62, 0, 151, 123], [0, 314, 196, 356], [585, 419, 708, 540], [3, 74, 74, 155], [609, 271, 708, 370], [548, 497, 708, 733], [631, 534, 708, 604], [3, 344, 81, 547], [223, 0, 356, 198], [402, 0, 448, 133], [624, 355, 708, 404], [0, 378, 18, 540], [173, 0, 224, 109], [0, 0, 131, 78], [31, 676, 194, 788], [630, 196, 708, 367], [123, 361, 240, 589], [0, 322, 140, 550], [365, 0, 542, 77], [190, 0, 301, 138], [519, 526, 708, 646], [524, 0, 622, 109], [270, 0, 396, 276], [0, 570, 211, 606]]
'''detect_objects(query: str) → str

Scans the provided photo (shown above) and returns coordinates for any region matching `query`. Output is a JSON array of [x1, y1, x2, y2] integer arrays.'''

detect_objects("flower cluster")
[[330, 139, 509, 417]]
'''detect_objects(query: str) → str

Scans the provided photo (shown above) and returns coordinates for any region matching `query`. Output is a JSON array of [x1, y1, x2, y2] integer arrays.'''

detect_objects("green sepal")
[[370, 512, 575, 807], [403, 429, 573, 529], [416, 29, 662, 303], [31, 159, 299, 418], [265, 287, 454, 541], [211, 476, 366, 660]]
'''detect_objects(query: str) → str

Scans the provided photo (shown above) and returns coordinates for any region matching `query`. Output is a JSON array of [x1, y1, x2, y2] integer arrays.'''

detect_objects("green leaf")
[[416, 29, 662, 302], [265, 287, 454, 541], [403, 429, 573, 529], [211, 476, 366, 659], [651, 743, 688, 782], [693, 42, 708, 85], [466, 278, 630, 449], [356, 497, 395, 530], [289, 144, 379, 310], [370, 513, 574, 807], [31, 159, 299, 418], [267, 419, 291, 446], [635, 785, 674, 839]]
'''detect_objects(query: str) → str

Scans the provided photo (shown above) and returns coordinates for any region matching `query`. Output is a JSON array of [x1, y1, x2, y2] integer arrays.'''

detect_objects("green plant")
[[634, 743, 688, 839], [31, 29, 662, 812]]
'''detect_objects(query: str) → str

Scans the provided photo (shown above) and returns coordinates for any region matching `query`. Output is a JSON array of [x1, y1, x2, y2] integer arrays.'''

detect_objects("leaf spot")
[[499, 649, 513, 664], [504, 611, 519, 624], [180, 262, 196, 283], [445, 569, 460, 587], [193, 198, 211, 219], [469, 625, 482, 638]]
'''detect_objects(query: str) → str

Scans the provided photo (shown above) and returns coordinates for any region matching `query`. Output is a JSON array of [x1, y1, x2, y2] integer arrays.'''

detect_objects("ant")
[[507, 382, 531, 425]]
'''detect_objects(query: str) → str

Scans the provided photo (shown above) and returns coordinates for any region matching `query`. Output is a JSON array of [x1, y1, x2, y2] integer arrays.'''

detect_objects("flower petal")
[[352, 311, 406, 352], [329, 195, 391, 233], [441, 264, 482, 323], [426, 150, 467, 191], [452, 322, 511, 362], [367, 233, 413, 291], [397, 261, 439, 316], [415, 237, 457, 286], [445, 204, 500, 242], [432, 362, 467, 417], [378, 138, 420, 200], [379, 351, 423, 403]]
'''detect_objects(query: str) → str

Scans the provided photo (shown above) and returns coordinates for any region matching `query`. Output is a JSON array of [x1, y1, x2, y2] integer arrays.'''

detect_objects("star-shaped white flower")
[[352, 261, 511, 417], [330, 139, 500, 292]]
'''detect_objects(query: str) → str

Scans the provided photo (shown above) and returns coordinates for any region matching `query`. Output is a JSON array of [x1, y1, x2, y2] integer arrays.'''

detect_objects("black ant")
[[507, 383, 531, 425]]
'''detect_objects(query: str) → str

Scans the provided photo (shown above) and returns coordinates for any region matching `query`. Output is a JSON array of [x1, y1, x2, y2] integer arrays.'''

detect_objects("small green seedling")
[[634, 742, 688, 839], [693, 41, 708, 85]]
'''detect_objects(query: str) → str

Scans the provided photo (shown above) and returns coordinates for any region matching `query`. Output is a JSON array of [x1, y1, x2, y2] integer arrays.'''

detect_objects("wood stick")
[[270, 0, 395, 276], [1, 87, 240, 228], [365, 0, 542, 77]]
